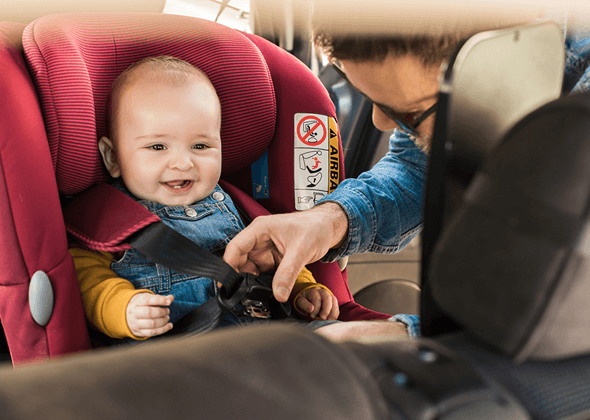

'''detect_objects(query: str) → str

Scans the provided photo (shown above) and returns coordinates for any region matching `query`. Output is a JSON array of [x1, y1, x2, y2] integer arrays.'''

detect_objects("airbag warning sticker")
[[294, 113, 340, 210]]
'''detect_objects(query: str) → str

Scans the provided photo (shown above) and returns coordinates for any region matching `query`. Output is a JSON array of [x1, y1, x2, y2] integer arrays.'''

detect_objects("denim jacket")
[[564, 30, 590, 95], [111, 181, 245, 323]]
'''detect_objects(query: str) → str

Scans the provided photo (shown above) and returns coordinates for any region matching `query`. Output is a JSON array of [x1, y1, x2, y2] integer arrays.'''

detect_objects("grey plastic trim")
[[29, 270, 54, 327]]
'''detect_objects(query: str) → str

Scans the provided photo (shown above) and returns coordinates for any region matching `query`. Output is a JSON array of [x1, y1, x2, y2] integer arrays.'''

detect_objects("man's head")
[[314, 33, 451, 151], [99, 55, 222, 206], [312, 3, 541, 151]]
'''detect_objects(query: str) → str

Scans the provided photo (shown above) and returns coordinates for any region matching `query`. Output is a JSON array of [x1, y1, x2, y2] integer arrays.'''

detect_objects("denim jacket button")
[[212, 191, 225, 201], [184, 207, 198, 218]]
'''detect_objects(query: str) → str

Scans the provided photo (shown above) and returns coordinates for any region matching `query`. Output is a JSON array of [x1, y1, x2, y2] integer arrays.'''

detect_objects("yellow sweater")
[[69, 247, 331, 340]]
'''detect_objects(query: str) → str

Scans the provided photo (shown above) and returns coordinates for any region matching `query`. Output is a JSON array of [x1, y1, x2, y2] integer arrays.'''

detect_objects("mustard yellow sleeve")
[[289, 267, 334, 316], [69, 247, 151, 340]]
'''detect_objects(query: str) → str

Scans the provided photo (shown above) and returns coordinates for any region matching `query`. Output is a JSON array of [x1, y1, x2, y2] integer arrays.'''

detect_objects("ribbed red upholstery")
[[23, 13, 276, 196], [0, 22, 91, 365]]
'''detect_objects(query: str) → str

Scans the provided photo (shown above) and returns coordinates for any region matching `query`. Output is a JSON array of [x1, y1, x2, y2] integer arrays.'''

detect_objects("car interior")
[[1, 1, 590, 419]]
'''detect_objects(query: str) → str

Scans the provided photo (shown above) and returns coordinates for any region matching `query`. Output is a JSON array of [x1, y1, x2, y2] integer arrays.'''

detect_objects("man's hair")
[[311, 1, 540, 66], [106, 55, 217, 138], [313, 32, 465, 66]]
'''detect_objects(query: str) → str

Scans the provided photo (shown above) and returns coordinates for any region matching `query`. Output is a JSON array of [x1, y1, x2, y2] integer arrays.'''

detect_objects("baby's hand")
[[296, 287, 339, 320], [127, 293, 174, 338]]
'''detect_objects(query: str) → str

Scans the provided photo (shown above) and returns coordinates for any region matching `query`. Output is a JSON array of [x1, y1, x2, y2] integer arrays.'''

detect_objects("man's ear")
[[98, 136, 121, 178]]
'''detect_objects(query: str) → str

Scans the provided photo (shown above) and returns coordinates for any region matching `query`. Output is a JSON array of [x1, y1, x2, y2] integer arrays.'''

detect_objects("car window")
[[163, 0, 251, 32]]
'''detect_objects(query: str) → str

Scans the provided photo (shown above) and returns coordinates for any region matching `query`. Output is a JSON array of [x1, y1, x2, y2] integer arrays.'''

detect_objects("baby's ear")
[[98, 136, 121, 178]]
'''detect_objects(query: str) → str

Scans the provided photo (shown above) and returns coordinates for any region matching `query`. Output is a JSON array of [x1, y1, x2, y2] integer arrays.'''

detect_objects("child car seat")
[[0, 12, 393, 364]]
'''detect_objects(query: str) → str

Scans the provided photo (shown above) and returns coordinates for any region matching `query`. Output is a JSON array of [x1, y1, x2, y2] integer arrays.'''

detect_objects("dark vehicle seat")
[[0, 12, 392, 365], [425, 90, 590, 420]]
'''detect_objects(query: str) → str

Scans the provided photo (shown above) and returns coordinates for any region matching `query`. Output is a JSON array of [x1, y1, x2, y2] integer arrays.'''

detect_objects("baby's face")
[[113, 76, 222, 206]]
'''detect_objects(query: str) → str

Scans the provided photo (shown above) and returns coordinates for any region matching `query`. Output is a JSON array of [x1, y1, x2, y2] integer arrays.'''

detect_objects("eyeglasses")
[[331, 62, 438, 137]]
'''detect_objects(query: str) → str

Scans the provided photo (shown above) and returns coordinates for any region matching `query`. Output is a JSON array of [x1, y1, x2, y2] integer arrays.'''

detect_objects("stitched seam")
[[65, 216, 159, 249]]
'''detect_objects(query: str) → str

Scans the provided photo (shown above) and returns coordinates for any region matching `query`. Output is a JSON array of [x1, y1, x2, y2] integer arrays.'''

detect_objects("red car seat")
[[0, 13, 392, 364]]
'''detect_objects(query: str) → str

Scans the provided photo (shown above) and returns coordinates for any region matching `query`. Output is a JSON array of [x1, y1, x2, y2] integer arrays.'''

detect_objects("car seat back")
[[421, 21, 565, 336], [420, 20, 590, 363], [432, 91, 590, 362]]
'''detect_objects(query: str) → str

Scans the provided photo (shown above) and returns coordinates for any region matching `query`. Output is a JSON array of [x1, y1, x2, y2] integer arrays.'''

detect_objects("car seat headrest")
[[430, 93, 590, 362], [23, 13, 276, 195]]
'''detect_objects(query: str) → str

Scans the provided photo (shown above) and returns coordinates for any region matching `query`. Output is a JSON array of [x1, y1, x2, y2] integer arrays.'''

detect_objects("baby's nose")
[[169, 153, 194, 171]]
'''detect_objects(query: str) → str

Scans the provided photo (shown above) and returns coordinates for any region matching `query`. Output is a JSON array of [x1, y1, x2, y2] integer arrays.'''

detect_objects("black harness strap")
[[127, 221, 290, 336], [128, 222, 243, 290], [128, 222, 243, 335]]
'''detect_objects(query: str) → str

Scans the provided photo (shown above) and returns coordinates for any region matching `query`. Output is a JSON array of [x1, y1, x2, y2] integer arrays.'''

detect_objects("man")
[[224, 3, 590, 340], [224, 32, 445, 338]]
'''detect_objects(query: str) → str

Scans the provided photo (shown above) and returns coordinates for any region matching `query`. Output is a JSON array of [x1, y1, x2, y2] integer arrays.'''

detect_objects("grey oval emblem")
[[29, 271, 54, 327]]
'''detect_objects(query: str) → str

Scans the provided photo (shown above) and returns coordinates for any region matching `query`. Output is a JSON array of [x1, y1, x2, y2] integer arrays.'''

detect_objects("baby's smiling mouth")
[[163, 180, 192, 189]]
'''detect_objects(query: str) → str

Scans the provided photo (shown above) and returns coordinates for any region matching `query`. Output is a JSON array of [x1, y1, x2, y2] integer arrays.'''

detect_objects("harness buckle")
[[237, 273, 291, 319]]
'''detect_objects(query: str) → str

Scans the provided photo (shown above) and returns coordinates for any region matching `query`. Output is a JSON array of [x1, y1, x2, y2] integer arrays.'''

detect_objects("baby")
[[70, 56, 339, 340]]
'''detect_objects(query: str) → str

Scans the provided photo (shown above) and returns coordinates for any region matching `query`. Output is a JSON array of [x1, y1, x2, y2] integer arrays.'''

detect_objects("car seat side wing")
[[0, 22, 91, 365]]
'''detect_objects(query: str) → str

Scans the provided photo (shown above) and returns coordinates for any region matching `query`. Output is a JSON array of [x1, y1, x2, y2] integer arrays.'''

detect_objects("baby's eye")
[[150, 144, 166, 151], [192, 143, 208, 150]]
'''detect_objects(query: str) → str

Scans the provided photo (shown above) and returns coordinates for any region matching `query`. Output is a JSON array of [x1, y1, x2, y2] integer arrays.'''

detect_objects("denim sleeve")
[[563, 31, 590, 94], [317, 130, 427, 261], [389, 314, 421, 338]]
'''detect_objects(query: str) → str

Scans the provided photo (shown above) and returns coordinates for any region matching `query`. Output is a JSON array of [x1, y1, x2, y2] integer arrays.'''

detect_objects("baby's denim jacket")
[[110, 180, 245, 323]]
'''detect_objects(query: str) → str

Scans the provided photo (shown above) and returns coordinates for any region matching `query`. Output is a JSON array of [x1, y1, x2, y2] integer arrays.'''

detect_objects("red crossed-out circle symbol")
[[297, 115, 327, 146]]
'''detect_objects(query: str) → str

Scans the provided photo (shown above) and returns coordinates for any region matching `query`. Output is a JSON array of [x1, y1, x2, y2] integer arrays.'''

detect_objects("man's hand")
[[127, 293, 174, 338], [296, 287, 339, 320], [223, 203, 349, 302]]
